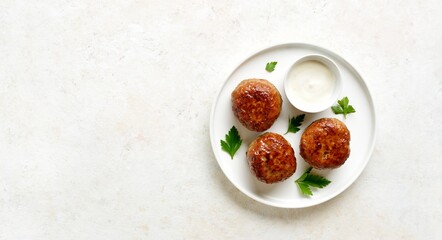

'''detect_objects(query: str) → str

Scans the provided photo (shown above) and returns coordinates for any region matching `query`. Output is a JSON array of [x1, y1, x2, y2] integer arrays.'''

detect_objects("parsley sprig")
[[285, 114, 305, 134], [331, 96, 356, 119], [295, 167, 331, 196], [265, 61, 277, 72], [220, 126, 242, 159]]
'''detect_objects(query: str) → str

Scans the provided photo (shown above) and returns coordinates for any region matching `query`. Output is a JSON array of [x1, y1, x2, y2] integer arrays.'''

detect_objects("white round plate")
[[210, 43, 376, 208]]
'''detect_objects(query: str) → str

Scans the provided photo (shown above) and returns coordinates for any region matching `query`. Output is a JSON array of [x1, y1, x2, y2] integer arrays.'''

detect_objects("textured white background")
[[0, 0, 441, 239]]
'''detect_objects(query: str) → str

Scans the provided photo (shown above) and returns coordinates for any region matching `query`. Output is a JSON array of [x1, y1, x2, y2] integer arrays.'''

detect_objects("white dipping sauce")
[[287, 60, 336, 105]]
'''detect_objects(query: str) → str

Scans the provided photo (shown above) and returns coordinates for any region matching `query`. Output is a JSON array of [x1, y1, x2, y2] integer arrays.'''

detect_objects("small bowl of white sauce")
[[284, 54, 342, 113]]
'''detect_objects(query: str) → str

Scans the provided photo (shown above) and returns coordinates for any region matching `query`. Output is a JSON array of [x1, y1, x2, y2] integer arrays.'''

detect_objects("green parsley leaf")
[[265, 61, 277, 72], [295, 167, 331, 196], [285, 114, 305, 134], [331, 105, 344, 114], [302, 174, 331, 188], [297, 166, 312, 182], [331, 96, 356, 119], [297, 182, 313, 196], [220, 126, 242, 159]]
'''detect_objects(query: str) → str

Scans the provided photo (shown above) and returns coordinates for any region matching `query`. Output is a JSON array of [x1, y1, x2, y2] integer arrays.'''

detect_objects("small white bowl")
[[284, 54, 342, 113]]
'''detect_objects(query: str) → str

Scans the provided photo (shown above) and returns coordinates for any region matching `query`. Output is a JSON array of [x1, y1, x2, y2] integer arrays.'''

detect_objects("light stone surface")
[[0, 0, 441, 239]]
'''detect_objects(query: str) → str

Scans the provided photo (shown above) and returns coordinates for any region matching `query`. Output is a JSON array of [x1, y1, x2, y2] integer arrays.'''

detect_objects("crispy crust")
[[231, 79, 282, 132], [300, 118, 350, 169], [247, 132, 297, 184]]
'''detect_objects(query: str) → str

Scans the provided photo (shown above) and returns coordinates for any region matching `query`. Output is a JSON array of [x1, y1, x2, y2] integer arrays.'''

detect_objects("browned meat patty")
[[300, 118, 350, 169], [231, 79, 282, 132], [247, 132, 297, 184]]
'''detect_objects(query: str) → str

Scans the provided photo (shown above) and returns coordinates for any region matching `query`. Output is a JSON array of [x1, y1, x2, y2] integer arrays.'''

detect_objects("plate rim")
[[209, 42, 377, 208]]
